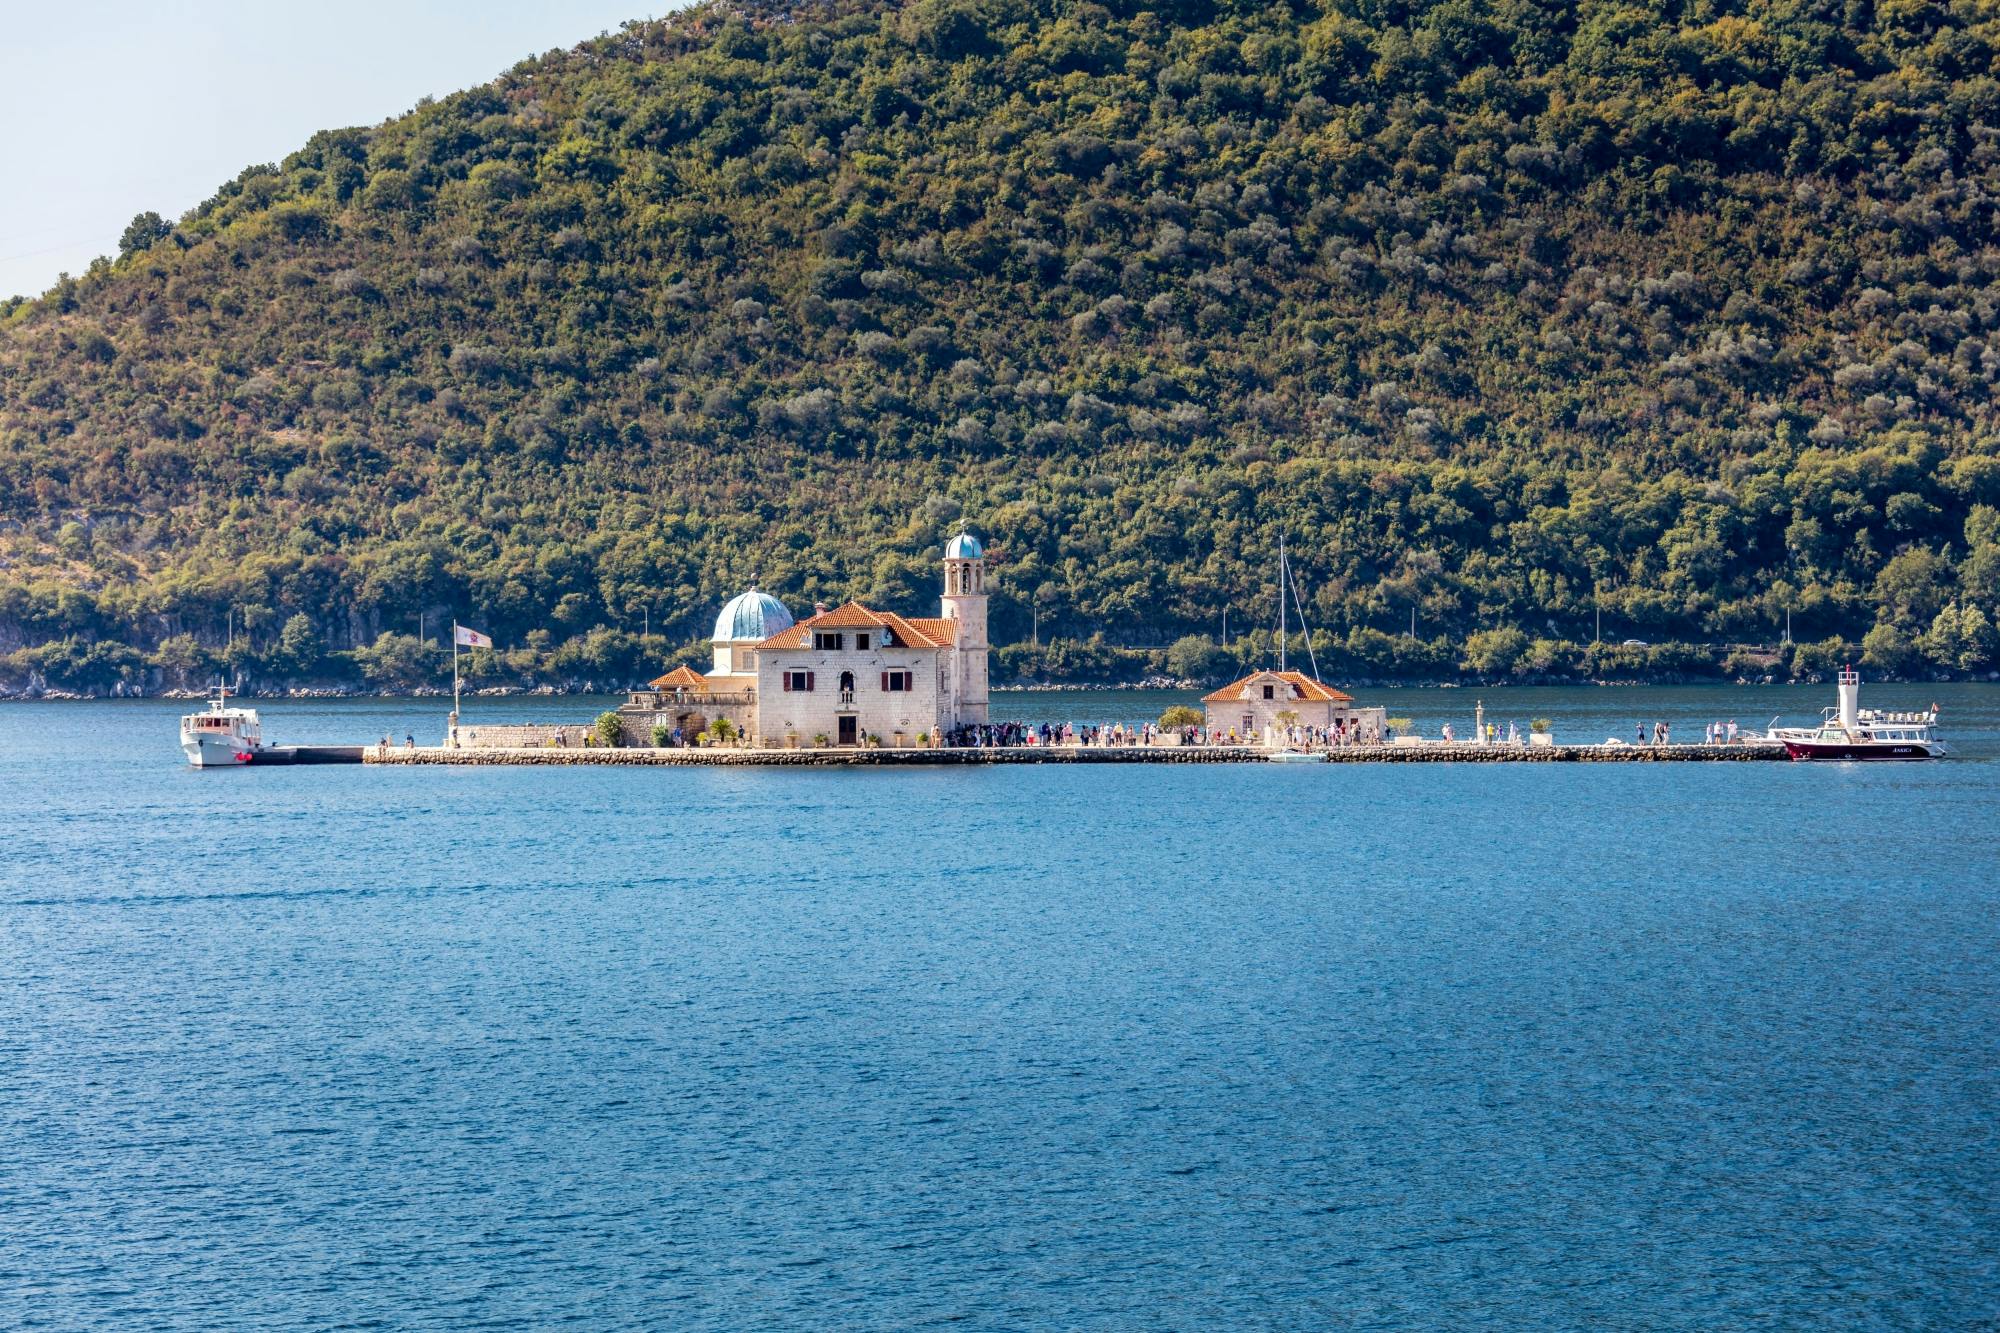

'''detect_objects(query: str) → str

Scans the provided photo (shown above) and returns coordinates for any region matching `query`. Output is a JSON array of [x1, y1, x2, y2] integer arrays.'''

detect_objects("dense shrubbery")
[[3, 0, 2000, 690]]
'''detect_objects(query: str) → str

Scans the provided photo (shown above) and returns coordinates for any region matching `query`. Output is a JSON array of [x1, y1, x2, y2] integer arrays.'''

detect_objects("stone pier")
[[359, 741, 1786, 766]]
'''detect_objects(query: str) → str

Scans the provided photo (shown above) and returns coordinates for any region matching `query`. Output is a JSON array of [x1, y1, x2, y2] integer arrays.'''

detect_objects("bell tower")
[[941, 531, 989, 723]]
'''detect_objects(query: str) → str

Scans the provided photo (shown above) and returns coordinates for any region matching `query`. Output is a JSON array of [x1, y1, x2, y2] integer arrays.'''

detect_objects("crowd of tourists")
[[1248, 721, 1377, 748], [943, 718, 1381, 749], [1632, 719, 1744, 745], [945, 721, 1169, 748], [1440, 722, 1529, 745], [1634, 720, 1743, 745]]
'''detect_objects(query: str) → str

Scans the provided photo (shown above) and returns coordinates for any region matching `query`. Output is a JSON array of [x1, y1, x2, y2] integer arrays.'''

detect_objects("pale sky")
[[0, 1, 673, 301]]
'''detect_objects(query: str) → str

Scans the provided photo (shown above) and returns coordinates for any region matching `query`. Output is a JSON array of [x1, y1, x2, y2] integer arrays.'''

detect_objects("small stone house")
[[618, 663, 759, 745], [1202, 670, 1385, 743]]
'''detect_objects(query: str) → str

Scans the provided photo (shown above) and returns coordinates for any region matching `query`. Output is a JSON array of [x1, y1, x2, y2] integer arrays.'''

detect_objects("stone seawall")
[[1325, 742, 1784, 762], [455, 723, 592, 749], [365, 745, 1268, 766], [361, 742, 1785, 766]]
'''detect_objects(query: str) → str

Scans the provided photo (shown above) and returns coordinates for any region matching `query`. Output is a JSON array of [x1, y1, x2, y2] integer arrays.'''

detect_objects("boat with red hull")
[[1769, 668, 1949, 761]]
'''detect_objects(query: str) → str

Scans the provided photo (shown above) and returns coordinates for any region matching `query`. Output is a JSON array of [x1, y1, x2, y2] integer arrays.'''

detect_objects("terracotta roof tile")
[[811, 602, 890, 629], [754, 602, 949, 651], [754, 606, 825, 650], [900, 617, 959, 647], [1202, 670, 1355, 705], [647, 665, 708, 689]]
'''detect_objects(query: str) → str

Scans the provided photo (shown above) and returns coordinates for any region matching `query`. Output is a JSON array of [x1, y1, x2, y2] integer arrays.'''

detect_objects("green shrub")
[[594, 710, 624, 747]]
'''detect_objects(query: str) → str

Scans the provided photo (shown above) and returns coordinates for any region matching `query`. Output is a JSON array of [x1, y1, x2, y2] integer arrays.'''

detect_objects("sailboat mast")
[[1277, 533, 1286, 674]]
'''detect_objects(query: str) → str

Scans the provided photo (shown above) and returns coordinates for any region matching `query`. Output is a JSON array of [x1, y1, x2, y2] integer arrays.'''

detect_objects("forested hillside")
[[4, 0, 2000, 691]]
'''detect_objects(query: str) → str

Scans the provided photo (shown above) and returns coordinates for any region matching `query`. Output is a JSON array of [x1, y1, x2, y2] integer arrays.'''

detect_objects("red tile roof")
[[755, 602, 953, 651], [1202, 670, 1355, 705], [647, 665, 709, 689], [810, 603, 890, 629], [890, 615, 958, 648]]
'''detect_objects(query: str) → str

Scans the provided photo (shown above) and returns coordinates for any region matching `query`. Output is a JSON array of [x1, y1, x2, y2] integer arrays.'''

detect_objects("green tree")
[[352, 632, 436, 690], [1919, 604, 1997, 673], [151, 633, 212, 688], [272, 613, 324, 678], [1861, 623, 1918, 676], [1164, 635, 1230, 682], [118, 211, 169, 257], [1872, 548, 1949, 630], [1461, 628, 1529, 676]]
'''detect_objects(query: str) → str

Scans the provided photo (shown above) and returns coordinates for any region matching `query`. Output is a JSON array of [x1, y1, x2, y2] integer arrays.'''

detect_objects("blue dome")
[[945, 531, 984, 560], [712, 589, 794, 642]]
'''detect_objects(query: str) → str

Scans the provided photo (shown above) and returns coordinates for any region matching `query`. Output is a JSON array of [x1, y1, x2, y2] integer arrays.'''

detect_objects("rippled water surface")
[[3, 685, 1997, 1329]]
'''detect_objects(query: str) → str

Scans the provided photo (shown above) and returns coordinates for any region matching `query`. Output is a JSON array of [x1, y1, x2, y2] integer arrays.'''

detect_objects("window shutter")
[[806, 672, 815, 692], [880, 671, 888, 691], [782, 674, 791, 692]]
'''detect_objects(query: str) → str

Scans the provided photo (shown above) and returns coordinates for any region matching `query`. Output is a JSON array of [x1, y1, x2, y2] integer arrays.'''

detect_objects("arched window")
[[839, 670, 855, 692]]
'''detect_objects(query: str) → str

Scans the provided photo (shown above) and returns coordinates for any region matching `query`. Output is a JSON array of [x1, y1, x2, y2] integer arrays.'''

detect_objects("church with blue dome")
[[627, 533, 991, 747], [707, 588, 795, 684]]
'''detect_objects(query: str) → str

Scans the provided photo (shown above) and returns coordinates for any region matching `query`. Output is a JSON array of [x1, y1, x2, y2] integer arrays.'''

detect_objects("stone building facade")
[[752, 603, 961, 746], [619, 532, 992, 747], [1202, 670, 1387, 744]]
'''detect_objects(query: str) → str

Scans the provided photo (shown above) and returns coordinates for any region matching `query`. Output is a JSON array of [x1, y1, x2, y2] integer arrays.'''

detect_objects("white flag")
[[454, 625, 493, 648]]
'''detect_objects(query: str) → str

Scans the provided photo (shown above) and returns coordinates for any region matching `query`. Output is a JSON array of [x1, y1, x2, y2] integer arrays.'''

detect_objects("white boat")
[[1266, 749, 1322, 763], [1767, 668, 1949, 761], [180, 682, 267, 766]]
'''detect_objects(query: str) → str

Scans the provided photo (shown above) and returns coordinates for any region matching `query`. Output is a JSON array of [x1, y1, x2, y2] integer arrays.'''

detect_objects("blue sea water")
[[2, 685, 1997, 1329]]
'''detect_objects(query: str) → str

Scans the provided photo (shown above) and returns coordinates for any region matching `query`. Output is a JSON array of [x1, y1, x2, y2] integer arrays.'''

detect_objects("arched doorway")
[[836, 670, 858, 746]]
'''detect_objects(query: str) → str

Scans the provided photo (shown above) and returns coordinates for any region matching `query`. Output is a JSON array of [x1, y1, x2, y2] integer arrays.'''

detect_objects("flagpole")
[[452, 620, 462, 744]]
